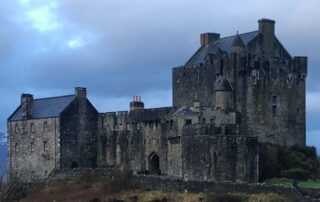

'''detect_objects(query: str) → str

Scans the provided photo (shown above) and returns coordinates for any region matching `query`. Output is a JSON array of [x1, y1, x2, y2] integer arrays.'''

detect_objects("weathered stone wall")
[[60, 97, 98, 169], [181, 125, 258, 182], [7, 117, 60, 182]]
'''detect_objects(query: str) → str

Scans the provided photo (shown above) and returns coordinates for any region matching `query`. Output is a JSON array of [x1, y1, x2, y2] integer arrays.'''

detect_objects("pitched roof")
[[172, 106, 198, 116], [186, 31, 259, 65], [8, 95, 75, 121], [215, 79, 233, 91], [231, 33, 245, 47]]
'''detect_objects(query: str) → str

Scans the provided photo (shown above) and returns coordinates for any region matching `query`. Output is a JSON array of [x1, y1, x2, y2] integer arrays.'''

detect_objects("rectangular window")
[[43, 141, 47, 151], [210, 119, 214, 124], [185, 119, 192, 125], [31, 141, 34, 151], [15, 124, 19, 134], [30, 123, 35, 132], [272, 105, 277, 115], [202, 118, 206, 124], [44, 121, 48, 131], [15, 143, 18, 152], [272, 96, 277, 103]]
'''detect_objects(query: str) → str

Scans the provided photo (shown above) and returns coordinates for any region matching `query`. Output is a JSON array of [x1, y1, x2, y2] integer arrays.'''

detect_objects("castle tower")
[[215, 79, 233, 110], [130, 96, 144, 111]]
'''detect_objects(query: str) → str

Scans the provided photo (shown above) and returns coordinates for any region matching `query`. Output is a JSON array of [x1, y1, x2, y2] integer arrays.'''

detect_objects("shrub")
[[280, 168, 309, 181]]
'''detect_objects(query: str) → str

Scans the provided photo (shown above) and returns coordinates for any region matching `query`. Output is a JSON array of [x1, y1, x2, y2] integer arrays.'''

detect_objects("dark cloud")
[[0, 0, 320, 152]]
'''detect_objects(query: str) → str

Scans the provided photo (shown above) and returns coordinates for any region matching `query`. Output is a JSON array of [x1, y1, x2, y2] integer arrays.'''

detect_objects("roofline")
[[218, 30, 258, 40], [7, 105, 21, 122], [33, 94, 75, 101], [8, 116, 60, 122]]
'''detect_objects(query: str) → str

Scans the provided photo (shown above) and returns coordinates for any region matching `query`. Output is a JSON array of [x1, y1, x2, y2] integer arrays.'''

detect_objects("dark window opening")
[[30, 123, 35, 132], [44, 121, 48, 131], [185, 119, 192, 125], [202, 118, 206, 124], [272, 105, 277, 115], [15, 124, 19, 134], [170, 120, 173, 129], [43, 141, 47, 151], [71, 162, 78, 169], [272, 96, 277, 103], [210, 119, 214, 124], [15, 143, 18, 152], [297, 108, 300, 113]]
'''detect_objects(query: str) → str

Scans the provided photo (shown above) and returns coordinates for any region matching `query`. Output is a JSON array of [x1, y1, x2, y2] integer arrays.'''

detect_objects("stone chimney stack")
[[21, 93, 33, 119], [258, 18, 275, 57], [200, 33, 220, 46], [130, 96, 144, 111], [75, 87, 87, 98]]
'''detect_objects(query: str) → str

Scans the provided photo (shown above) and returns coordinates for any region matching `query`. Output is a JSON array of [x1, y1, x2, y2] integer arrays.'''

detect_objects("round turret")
[[215, 79, 233, 110]]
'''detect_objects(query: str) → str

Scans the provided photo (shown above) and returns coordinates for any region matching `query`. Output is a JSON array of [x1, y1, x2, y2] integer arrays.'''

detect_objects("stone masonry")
[[7, 19, 306, 183]]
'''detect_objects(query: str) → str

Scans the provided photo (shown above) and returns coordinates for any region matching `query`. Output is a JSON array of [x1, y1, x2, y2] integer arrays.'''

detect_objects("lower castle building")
[[7, 19, 307, 183]]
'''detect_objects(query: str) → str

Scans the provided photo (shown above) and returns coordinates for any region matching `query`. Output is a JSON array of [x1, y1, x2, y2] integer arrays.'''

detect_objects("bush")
[[280, 168, 309, 181]]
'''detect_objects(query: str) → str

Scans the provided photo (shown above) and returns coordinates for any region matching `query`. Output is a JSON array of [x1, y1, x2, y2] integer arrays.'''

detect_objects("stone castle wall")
[[7, 117, 60, 182]]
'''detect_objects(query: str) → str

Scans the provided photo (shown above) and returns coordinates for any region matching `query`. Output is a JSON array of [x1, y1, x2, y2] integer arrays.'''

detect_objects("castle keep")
[[7, 19, 307, 183]]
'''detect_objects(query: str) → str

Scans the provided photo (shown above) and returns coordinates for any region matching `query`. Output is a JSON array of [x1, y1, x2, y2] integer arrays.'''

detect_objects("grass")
[[263, 178, 320, 188], [15, 178, 292, 202]]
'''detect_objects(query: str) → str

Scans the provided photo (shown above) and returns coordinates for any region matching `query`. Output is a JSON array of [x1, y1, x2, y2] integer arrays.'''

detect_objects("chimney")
[[258, 19, 275, 57], [200, 33, 220, 46], [75, 87, 86, 98], [21, 94, 33, 119], [130, 95, 144, 111]]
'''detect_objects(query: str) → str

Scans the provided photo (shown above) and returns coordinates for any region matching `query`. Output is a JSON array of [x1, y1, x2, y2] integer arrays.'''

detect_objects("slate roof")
[[8, 95, 75, 121], [186, 31, 259, 65], [215, 79, 233, 92], [172, 106, 198, 116]]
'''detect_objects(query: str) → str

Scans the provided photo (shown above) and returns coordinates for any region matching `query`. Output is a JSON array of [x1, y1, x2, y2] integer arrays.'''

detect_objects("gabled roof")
[[186, 31, 259, 65], [8, 95, 75, 121], [172, 106, 198, 116]]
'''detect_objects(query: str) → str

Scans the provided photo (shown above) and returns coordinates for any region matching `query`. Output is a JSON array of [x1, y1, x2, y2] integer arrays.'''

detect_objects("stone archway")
[[148, 152, 160, 175]]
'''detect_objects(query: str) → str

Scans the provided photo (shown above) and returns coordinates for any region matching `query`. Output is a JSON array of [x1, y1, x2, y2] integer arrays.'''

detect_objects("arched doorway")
[[148, 152, 160, 175]]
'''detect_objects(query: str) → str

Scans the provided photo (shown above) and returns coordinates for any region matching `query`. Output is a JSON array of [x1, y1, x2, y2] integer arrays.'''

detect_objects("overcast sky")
[[1, 0, 319, 152]]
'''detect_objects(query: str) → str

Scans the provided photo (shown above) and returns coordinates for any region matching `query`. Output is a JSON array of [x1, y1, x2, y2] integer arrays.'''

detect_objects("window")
[[272, 105, 277, 115], [43, 141, 47, 151], [210, 119, 214, 124], [202, 118, 206, 124], [31, 141, 34, 151], [185, 119, 192, 125], [15, 143, 18, 152], [44, 121, 48, 131], [170, 120, 173, 129], [30, 123, 35, 132], [272, 96, 277, 104], [15, 124, 19, 134]]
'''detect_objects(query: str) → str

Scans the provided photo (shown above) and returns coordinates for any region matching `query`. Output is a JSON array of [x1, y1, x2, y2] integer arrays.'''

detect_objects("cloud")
[[0, 0, 319, 156]]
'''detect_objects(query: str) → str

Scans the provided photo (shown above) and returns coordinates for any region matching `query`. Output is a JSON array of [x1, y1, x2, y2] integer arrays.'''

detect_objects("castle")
[[7, 19, 307, 183]]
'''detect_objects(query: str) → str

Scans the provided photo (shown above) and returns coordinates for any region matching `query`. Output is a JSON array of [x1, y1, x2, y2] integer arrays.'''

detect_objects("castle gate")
[[148, 152, 160, 175]]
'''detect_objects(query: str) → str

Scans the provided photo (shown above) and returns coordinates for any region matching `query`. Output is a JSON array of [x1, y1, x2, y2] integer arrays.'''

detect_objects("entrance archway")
[[148, 152, 160, 175]]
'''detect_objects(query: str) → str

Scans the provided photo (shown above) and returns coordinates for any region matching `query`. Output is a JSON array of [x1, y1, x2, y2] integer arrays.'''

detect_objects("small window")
[[30, 123, 35, 132], [15, 143, 18, 152], [45, 171, 48, 178], [202, 118, 206, 124], [170, 120, 173, 129], [210, 119, 214, 124], [15, 124, 19, 134], [272, 96, 277, 103], [185, 119, 192, 125], [31, 141, 34, 151], [43, 141, 47, 151], [297, 108, 300, 113], [44, 121, 48, 131], [272, 105, 277, 115], [157, 139, 159, 145]]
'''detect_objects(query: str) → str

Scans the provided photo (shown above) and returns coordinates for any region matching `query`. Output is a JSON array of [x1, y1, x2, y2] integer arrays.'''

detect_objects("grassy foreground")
[[16, 178, 291, 202], [264, 178, 320, 188]]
